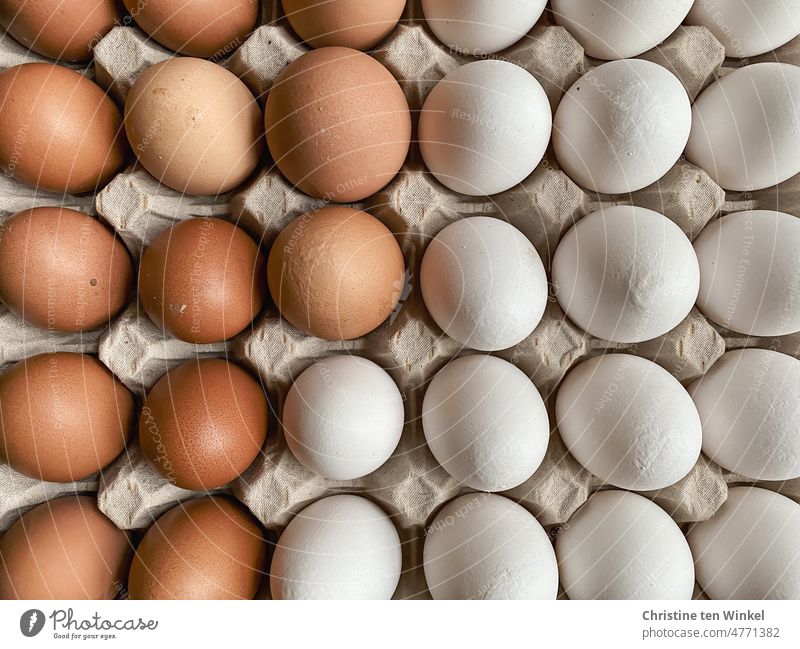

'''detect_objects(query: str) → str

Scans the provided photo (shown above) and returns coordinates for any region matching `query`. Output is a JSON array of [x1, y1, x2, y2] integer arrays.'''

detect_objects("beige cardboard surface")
[[1, 1, 799, 599]]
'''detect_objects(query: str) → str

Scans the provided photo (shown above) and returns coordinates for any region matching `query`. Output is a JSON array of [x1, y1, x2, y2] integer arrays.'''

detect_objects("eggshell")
[[424, 493, 558, 599], [557, 490, 695, 600], [0, 496, 132, 600], [283, 0, 406, 50], [125, 57, 263, 195], [689, 349, 800, 481], [283, 355, 404, 480], [0, 0, 121, 61], [554, 59, 691, 194], [0, 207, 133, 333], [552, 205, 700, 343], [552, 0, 694, 60], [686, 63, 800, 191], [421, 0, 547, 55], [124, 0, 258, 58], [0, 63, 127, 193], [0, 352, 134, 483], [693, 210, 800, 336], [418, 60, 551, 196], [270, 495, 401, 599], [422, 355, 549, 492], [265, 47, 410, 202], [420, 217, 547, 351], [688, 487, 800, 599], [686, 0, 800, 58], [129, 496, 266, 600], [556, 354, 702, 491], [139, 358, 268, 490], [267, 206, 405, 340], [138, 217, 266, 343]]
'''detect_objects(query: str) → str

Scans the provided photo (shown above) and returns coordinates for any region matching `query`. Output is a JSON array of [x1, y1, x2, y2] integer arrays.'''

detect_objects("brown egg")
[[0, 0, 121, 62], [283, 0, 406, 50], [125, 57, 263, 195], [0, 496, 131, 599], [0, 207, 132, 332], [138, 217, 265, 343], [0, 353, 134, 482], [267, 206, 405, 339], [124, 0, 258, 58], [0, 63, 127, 194], [139, 358, 267, 490], [128, 496, 266, 599], [265, 47, 410, 202]]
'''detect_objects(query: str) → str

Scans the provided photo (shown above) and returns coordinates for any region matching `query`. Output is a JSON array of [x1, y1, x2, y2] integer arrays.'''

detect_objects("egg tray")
[[1, 1, 799, 599]]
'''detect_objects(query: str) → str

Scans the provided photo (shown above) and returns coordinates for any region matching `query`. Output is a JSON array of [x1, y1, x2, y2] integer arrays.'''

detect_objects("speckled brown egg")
[[139, 358, 267, 490], [283, 0, 406, 50], [0, 496, 132, 599], [0, 0, 121, 62], [124, 0, 258, 58], [0, 207, 133, 332], [138, 217, 265, 343], [0, 353, 134, 482], [128, 496, 266, 599], [125, 57, 263, 195], [0, 63, 128, 193], [265, 47, 410, 202], [267, 206, 405, 340]]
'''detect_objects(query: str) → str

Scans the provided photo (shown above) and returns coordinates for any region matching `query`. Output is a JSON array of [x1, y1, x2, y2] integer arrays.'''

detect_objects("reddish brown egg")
[[265, 47, 410, 202], [267, 206, 405, 340], [124, 0, 258, 58], [139, 358, 267, 490], [0, 207, 133, 332], [125, 57, 263, 195], [128, 496, 266, 600], [138, 217, 266, 343], [0, 63, 128, 194], [0, 353, 134, 482], [0, 496, 132, 599], [282, 0, 406, 50], [0, 0, 121, 62]]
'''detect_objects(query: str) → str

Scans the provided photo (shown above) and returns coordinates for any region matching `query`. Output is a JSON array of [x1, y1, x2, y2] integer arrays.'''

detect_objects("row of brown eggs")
[[0, 495, 267, 599], [0, 1, 406, 63], [0, 206, 404, 342], [0, 352, 266, 489]]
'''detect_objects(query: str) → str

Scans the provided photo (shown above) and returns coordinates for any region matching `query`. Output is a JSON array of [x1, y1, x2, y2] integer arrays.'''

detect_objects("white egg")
[[420, 217, 548, 351], [686, 0, 800, 58], [422, 355, 550, 492], [552, 205, 700, 343], [282, 355, 404, 480], [270, 495, 402, 600], [424, 493, 558, 599], [556, 354, 702, 491], [552, 0, 694, 60], [418, 60, 551, 196], [557, 490, 695, 600], [553, 59, 691, 194], [421, 0, 547, 55], [694, 210, 800, 336], [686, 63, 800, 191], [689, 349, 800, 481], [688, 487, 800, 599]]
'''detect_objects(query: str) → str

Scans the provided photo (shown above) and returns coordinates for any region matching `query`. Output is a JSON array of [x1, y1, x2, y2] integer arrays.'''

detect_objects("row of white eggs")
[[285, 344, 800, 498], [270, 486, 800, 599], [423, 56, 800, 198], [424, 1, 800, 61]]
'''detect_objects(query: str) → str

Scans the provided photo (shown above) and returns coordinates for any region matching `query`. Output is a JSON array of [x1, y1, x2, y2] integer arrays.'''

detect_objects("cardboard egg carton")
[[0, 1, 798, 599]]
